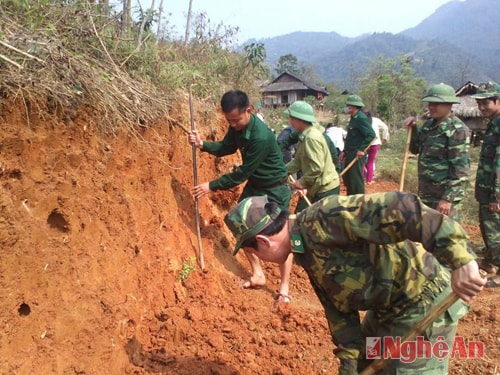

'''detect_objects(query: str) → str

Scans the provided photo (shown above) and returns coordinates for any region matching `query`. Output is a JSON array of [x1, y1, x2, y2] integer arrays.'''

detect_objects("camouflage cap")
[[224, 196, 281, 255], [471, 81, 500, 99]]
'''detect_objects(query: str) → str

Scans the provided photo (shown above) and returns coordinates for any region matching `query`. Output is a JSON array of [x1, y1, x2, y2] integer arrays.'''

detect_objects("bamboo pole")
[[360, 269, 487, 374], [189, 88, 205, 271], [288, 175, 312, 206], [399, 126, 413, 191], [340, 137, 377, 177]]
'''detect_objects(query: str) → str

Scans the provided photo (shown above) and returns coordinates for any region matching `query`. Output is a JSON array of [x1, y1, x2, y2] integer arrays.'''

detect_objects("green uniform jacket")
[[277, 126, 340, 171], [344, 110, 376, 155], [202, 114, 288, 191], [286, 123, 340, 196], [410, 116, 470, 204], [475, 114, 500, 204], [290, 192, 476, 360]]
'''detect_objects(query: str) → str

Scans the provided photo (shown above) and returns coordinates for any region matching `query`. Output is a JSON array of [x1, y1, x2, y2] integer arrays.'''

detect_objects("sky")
[[130, 0, 464, 43]]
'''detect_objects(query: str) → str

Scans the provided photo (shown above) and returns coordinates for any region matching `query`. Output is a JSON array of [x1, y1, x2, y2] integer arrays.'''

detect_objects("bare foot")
[[239, 274, 266, 289]]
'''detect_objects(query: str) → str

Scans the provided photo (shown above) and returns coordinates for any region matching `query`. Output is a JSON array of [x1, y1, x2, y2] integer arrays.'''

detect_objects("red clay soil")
[[0, 100, 498, 375]]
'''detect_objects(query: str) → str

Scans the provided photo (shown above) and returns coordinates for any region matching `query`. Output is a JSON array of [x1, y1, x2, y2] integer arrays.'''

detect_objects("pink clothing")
[[364, 144, 380, 183]]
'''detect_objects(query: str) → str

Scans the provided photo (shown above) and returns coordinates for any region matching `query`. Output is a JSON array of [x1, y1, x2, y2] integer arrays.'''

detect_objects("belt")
[[257, 177, 288, 189]]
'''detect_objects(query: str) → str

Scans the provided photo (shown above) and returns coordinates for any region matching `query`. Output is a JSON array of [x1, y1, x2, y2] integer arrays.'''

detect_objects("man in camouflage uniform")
[[224, 193, 486, 374], [188, 90, 292, 303], [340, 95, 376, 195], [472, 82, 500, 288], [404, 83, 470, 221]]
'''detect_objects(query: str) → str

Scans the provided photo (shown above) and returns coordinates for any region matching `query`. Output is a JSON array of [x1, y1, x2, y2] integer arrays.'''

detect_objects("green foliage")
[[178, 257, 196, 282], [358, 56, 427, 127], [0, 2, 266, 132], [274, 54, 303, 76]]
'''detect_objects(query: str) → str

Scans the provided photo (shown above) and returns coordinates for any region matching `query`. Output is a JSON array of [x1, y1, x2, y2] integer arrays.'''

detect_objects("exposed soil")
[[0, 99, 498, 375]]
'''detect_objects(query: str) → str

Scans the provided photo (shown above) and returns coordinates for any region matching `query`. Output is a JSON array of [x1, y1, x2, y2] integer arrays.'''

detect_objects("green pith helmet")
[[284, 101, 316, 123], [421, 83, 460, 104], [345, 95, 365, 108], [471, 81, 500, 99]]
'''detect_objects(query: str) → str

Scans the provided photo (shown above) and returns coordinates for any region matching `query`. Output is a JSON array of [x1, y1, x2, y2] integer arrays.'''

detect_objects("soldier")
[[283, 101, 340, 213], [404, 83, 470, 221], [276, 124, 297, 164], [472, 82, 500, 288], [188, 90, 293, 303], [224, 193, 486, 374], [340, 95, 376, 195]]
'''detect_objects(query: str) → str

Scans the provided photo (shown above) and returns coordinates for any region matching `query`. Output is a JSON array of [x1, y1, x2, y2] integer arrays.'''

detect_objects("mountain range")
[[244, 0, 499, 89]]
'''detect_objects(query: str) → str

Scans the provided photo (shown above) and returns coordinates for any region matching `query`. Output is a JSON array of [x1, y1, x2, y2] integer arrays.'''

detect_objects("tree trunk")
[[184, 0, 193, 46]]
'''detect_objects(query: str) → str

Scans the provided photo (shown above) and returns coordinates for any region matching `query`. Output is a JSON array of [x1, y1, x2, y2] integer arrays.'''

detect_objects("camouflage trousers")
[[358, 284, 469, 374], [420, 198, 462, 222], [479, 203, 500, 268]]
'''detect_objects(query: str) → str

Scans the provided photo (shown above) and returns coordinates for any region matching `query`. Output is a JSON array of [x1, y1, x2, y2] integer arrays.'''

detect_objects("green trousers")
[[295, 186, 340, 213], [343, 152, 366, 195], [240, 182, 291, 212]]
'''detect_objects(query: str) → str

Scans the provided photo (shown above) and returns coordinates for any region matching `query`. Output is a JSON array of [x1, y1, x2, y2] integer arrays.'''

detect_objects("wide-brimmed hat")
[[284, 101, 316, 123], [421, 83, 460, 104], [224, 196, 281, 255], [345, 95, 365, 108], [471, 81, 500, 99]]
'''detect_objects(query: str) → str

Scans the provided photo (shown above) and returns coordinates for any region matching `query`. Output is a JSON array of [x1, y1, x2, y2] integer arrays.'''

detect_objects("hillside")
[[402, 0, 500, 62], [1, 94, 499, 374], [0, 2, 499, 373], [253, 0, 499, 88]]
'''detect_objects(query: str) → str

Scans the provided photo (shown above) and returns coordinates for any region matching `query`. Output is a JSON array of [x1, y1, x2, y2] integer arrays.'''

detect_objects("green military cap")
[[345, 95, 365, 108], [471, 81, 500, 99], [284, 101, 316, 123], [224, 196, 281, 255], [421, 83, 460, 104]]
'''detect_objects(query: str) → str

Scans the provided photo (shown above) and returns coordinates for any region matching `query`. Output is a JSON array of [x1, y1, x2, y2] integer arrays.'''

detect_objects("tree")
[[274, 54, 303, 76], [242, 42, 270, 79], [184, 0, 193, 46], [358, 55, 427, 127]]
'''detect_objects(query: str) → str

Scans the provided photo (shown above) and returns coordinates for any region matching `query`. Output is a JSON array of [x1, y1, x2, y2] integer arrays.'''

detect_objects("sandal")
[[275, 293, 292, 303], [239, 277, 265, 289], [485, 275, 500, 288]]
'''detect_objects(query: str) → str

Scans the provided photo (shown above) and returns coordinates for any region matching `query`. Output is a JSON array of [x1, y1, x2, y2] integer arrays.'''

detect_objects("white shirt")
[[371, 117, 389, 146], [325, 126, 347, 152]]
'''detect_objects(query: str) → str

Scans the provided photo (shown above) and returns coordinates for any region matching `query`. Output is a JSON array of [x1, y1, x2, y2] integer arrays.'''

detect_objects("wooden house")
[[261, 72, 328, 107], [453, 81, 487, 131]]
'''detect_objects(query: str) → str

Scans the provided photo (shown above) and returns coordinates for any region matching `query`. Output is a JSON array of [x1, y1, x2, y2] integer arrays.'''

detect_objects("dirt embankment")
[[0, 98, 498, 375]]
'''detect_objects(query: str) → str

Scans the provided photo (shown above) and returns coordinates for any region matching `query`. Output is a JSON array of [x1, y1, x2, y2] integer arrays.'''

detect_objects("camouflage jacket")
[[409, 116, 470, 203], [290, 192, 476, 360], [475, 114, 500, 203]]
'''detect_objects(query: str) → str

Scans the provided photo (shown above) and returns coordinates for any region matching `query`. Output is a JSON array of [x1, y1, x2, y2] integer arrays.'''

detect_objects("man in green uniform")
[[404, 83, 470, 221], [224, 193, 486, 374], [188, 90, 292, 302], [283, 101, 340, 213], [340, 95, 376, 195], [472, 82, 500, 288]]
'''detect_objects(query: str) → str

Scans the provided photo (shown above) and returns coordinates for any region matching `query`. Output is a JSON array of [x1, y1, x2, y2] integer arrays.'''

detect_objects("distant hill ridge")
[[245, 0, 499, 89]]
